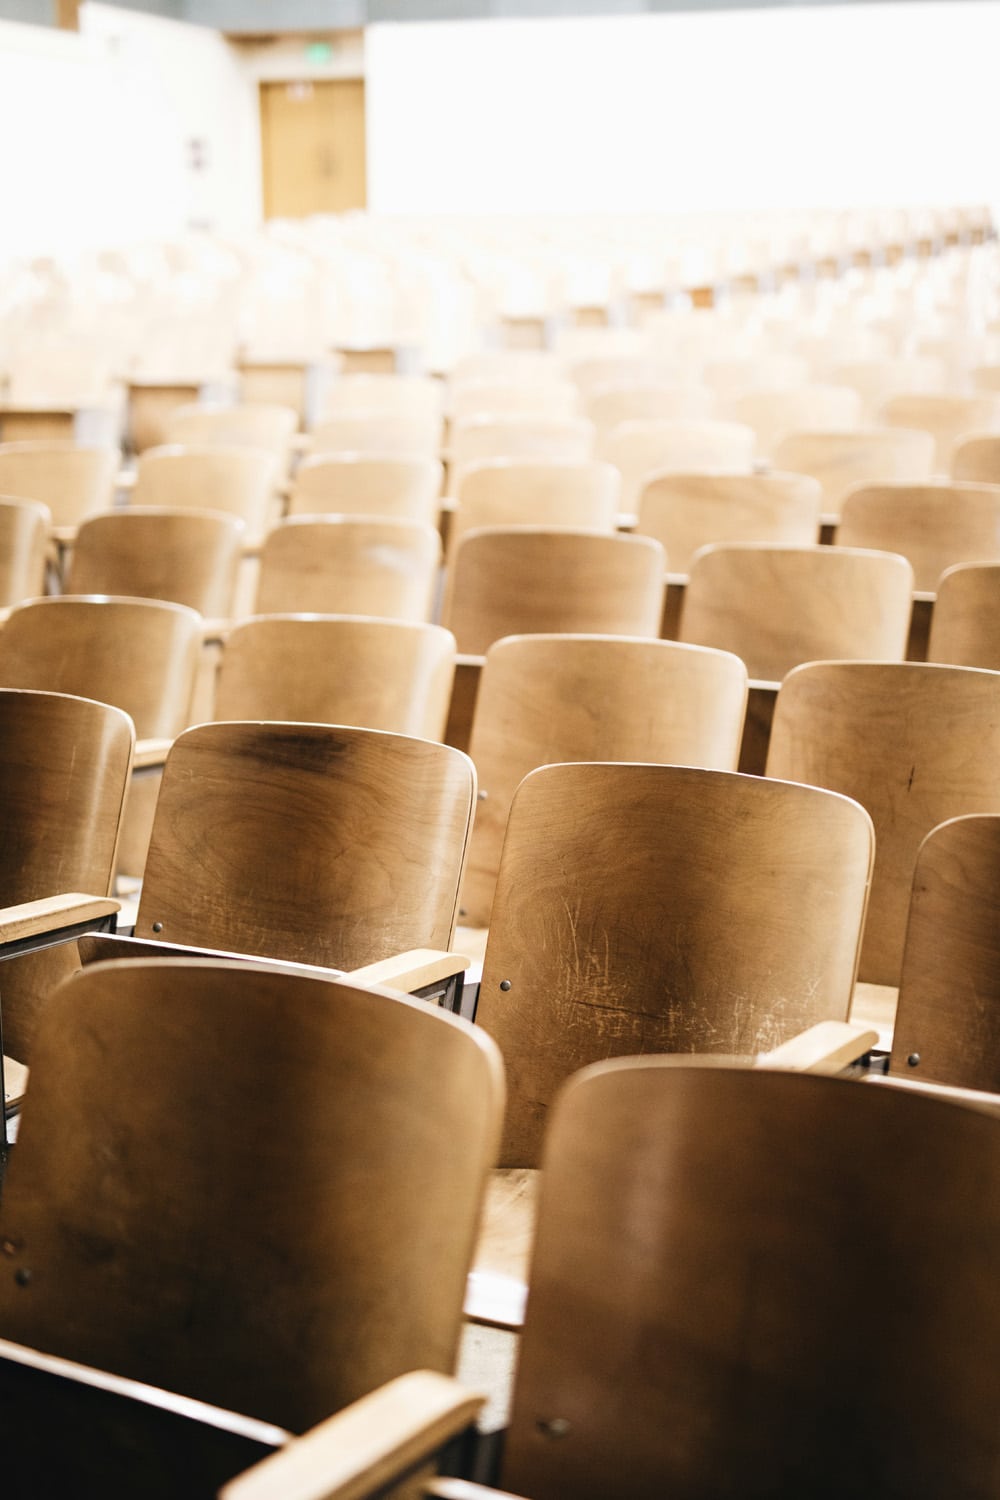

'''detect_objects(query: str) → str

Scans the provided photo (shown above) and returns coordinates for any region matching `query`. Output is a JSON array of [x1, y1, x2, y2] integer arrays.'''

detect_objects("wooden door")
[[259, 79, 367, 218]]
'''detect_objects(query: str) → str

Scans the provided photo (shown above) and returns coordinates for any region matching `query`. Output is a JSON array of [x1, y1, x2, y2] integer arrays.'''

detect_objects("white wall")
[[365, 3, 1000, 215]]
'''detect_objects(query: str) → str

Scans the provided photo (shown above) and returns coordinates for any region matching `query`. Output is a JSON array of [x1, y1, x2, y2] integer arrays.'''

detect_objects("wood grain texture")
[[600, 418, 756, 508], [0, 958, 503, 1432], [636, 469, 823, 574], [66, 507, 244, 618], [771, 427, 935, 519], [288, 455, 443, 524], [135, 721, 475, 969], [477, 762, 872, 1166], [442, 528, 665, 655], [680, 543, 914, 682], [461, 634, 748, 926], [256, 517, 440, 622], [132, 445, 282, 541], [214, 615, 456, 742], [880, 391, 1000, 471], [837, 481, 1000, 592], [505, 1061, 1000, 1499], [449, 459, 620, 561], [0, 497, 49, 607], [929, 562, 1000, 669], [767, 661, 1000, 986], [0, 441, 118, 529]]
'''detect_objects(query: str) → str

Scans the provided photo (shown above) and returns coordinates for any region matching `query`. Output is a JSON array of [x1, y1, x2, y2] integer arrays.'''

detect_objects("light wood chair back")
[[449, 417, 594, 495], [566, 355, 683, 395], [461, 634, 748, 927], [680, 543, 913, 682], [126, 381, 202, 456], [971, 364, 1000, 395], [65, 507, 244, 618], [478, 762, 872, 1165], [287, 454, 442, 523], [600, 419, 756, 508], [164, 405, 298, 463], [0, 596, 201, 739], [0, 496, 50, 606], [830, 356, 947, 421], [586, 384, 715, 439], [889, 814, 1000, 1092], [879, 392, 1000, 471], [450, 381, 579, 424], [0, 442, 118, 529], [503, 1058, 1000, 1499], [134, 722, 475, 969], [837, 481, 1000, 592], [929, 562, 1000, 669], [449, 459, 620, 560], [951, 433, 1000, 485], [0, 957, 503, 1433], [442, 528, 665, 655], [214, 615, 455, 741], [770, 427, 936, 520], [321, 373, 443, 427], [131, 445, 282, 540], [635, 470, 823, 574], [767, 661, 1000, 986], [701, 353, 810, 398], [255, 517, 440, 622], [726, 385, 863, 461], [451, 351, 563, 386], [309, 414, 441, 458]]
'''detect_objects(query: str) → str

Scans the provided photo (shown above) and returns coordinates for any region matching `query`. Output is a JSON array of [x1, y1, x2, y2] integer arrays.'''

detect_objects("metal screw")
[[500, 979, 511, 991], [152, 922, 163, 933], [907, 1053, 921, 1068], [14, 1268, 32, 1286], [537, 1417, 571, 1439], [477, 789, 488, 801]]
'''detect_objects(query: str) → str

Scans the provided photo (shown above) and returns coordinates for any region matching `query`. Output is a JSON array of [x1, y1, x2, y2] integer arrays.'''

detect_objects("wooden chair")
[[879, 392, 1000, 472], [701, 353, 810, 398], [459, 634, 748, 928], [130, 445, 283, 542], [837, 481, 1000, 593], [679, 543, 914, 683], [258, 1060, 1000, 1500], [309, 414, 442, 459], [599, 419, 757, 509], [476, 761, 873, 1166], [889, 814, 1000, 1092], [255, 517, 440, 622], [830, 356, 947, 422], [951, 433, 1000, 485], [0, 441, 118, 537], [451, 351, 563, 387], [0, 956, 503, 1438], [442, 529, 665, 656], [127, 720, 475, 972], [287, 454, 443, 524], [0, 496, 49, 608], [451, 381, 579, 424], [725, 385, 862, 461], [586, 384, 715, 441], [320, 372, 444, 430], [214, 616, 456, 741], [634, 470, 823, 574], [449, 459, 620, 560], [766, 661, 1000, 987], [449, 417, 594, 494], [928, 562, 1000, 669], [770, 428, 936, 522], [566, 355, 683, 395], [127, 379, 202, 454], [164, 404, 298, 465], [65, 508, 245, 619]]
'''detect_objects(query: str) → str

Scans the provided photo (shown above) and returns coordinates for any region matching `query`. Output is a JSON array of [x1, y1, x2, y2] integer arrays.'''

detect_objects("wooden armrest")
[[0, 893, 120, 946], [133, 737, 173, 770], [346, 949, 470, 993], [755, 1020, 879, 1075], [454, 653, 486, 670], [221, 1372, 484, 1500], [202, 620, 232, 646], [49, 524, 79, 545]]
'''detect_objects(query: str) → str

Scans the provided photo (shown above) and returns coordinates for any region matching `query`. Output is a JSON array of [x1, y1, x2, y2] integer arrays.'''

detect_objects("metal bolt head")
[[907, 1053, 921, 1068], [14, 1267, 31, 1287], [152, 921, 163, 933], [500, 979, 512, 992], [537, 1417, 571, 1439]]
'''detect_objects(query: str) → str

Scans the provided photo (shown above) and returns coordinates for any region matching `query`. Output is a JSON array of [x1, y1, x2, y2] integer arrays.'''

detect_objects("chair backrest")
[[0, 957, 503, 1433], [442, 528, 665, 655], [680, 543, 913, 682], [879, 391, 1000, 471], [164, 404, 298, 461], [766, 661, 1000, 986], [929, 562, 1000, 669], [321, 373, 444, 427], [586, 384, 715, 439], [951, 433, 1000, 485], [65, 507, 244, 618], [451, 380, 579, 424], [567, 355, 683, 395], [0, 495, 50, 606], [0, 442, 118, 529], [600, 419, 757, 508], [889, 814, 1000, 1091], [829, 356, 947, 421], [478, 762, 872, 1165], [837, 481, 1000, 593], [451, 350, 563, 386], [134, 721, 475, 969], [255, 517, 440, 622], [131, 445, 281, 539], [450, 459, 620, 560], [701, 353, 809, 398], [726, 385, 863, 460], [770, 428, 936, 520], [635, 470, 823, 574], [0, 596, 201, 739], [461, 634, 748, 927], [214, 615, 456, 741], [503, 1059, 1000, 1499], [0, 687, 134, 908], [449, 417, 594, 493], [287, 454, 442, 523], [309, 414, 441, 458]]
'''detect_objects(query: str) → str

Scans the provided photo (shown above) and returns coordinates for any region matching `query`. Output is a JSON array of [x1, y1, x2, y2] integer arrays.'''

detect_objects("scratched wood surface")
[[477, 761, 873, 1166], [837, 481, 1000, 592]]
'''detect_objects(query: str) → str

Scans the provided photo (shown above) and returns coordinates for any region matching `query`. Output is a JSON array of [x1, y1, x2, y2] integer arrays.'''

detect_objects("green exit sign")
[[304, 41, 333, 64]]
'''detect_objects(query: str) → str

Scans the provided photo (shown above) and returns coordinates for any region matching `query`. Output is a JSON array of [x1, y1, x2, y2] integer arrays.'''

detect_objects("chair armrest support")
[[345, 949, 470, 994], [755, 1020, 879, 1075], [0, 894, 119, 951], [133, 738, 173, 771], [221, 1372, 484, 1500]]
